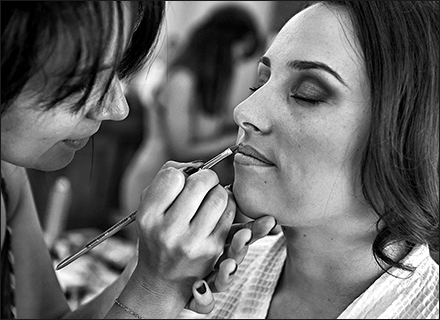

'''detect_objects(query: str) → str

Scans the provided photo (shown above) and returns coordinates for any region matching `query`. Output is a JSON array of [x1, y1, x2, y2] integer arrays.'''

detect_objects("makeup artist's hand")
[[176, 163, 277, 314], [124, 161, 237, 317], [186, 193, 277, 314]]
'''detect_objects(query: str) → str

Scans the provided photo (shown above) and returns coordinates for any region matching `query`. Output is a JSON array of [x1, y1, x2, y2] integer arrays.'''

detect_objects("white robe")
[[178, 233, 439, 319]]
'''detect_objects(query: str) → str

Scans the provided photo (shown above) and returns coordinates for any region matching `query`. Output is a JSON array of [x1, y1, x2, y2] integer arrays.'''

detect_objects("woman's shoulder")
[[2, 161, 28, 184], [339, 244, 439, 319], [1, 161, 28, 248], [383, 245, 439, 318]]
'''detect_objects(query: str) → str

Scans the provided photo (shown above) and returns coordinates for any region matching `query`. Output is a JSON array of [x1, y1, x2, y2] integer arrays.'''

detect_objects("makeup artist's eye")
[[75, 83, 89, 94], [72, 71, 111, 95], [291, 81, 329, 106]]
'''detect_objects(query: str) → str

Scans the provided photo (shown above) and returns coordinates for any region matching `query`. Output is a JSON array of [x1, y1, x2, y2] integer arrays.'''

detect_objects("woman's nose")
[[233, 91, 272, 135], [87, 79, 129, 121]]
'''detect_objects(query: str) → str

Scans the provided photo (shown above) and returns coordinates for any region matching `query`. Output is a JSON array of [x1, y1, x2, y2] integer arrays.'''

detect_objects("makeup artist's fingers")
[[186, 258, 236, 313], [138, 166, 186, 221], [197, 232, 248, 296], [208, 258, 237, 293], [225, 214, 277, 246], [205, 215, 275, 273], [181, 160, 204, 176], [209, 228, 250, 277], [186, 280, 215, 314], [161, 160, 192, 170], [137, 161, 209, 229], [191, 226, 264, 300], [190, 185, 235, 239], [223, 228, 252, 265], [161, 160, 203, 172], [223, 185, 277, 246], [164, 169, 221, 226]]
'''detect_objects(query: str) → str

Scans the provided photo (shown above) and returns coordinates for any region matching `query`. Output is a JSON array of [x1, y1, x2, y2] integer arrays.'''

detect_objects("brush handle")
[[56, 145, 238, 270]]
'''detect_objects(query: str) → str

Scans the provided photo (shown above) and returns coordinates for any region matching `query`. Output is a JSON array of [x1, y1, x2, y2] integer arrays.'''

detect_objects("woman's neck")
[[268, 211, 386, 319]]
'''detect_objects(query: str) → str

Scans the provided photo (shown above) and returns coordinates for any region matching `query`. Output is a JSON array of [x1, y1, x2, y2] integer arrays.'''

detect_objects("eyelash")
[[292, 95, 321, 105], [249, 85, 321, 105], [249, 86, 260, 92]]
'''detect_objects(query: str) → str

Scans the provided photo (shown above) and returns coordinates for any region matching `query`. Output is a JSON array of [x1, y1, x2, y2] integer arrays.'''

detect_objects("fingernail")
[[196, 282, 207, 295], [245, 235, 253, 246], [229, 263, 238, 276], [270, 219, 278, 233], [182, 166, 199, 176], [191, 160, 204, 163]]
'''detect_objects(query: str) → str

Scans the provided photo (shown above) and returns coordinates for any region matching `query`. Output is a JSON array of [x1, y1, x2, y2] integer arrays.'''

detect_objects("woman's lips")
[[234, 144, 274, 166]]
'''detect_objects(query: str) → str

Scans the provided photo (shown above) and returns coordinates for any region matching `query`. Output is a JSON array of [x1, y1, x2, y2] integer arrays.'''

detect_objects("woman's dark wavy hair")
[[1, 1, 165, 115], [308, 1, 439, 271], [168, 4, 265, 116]]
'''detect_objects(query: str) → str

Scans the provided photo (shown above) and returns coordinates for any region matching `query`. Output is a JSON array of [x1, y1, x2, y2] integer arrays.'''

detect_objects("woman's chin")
[[233, 184, 266, 220], [32, 154, 75, 171]]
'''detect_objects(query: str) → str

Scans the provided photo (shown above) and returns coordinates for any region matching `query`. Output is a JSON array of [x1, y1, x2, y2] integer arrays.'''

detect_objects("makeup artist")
[[1, 2, 276, 319]]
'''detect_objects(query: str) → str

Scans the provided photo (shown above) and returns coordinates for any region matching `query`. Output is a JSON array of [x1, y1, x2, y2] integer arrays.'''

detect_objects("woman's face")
[[233, 4, 371, 227], [1, 3, 134, 171]]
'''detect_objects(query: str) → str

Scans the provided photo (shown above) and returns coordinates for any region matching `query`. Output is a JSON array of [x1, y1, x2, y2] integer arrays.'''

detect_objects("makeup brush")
[[56, 145, 239, 270]]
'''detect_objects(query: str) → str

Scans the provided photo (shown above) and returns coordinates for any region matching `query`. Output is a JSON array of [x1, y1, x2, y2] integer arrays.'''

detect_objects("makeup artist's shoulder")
[[1, 161, 32, 214], [2, 161, 26, 184]]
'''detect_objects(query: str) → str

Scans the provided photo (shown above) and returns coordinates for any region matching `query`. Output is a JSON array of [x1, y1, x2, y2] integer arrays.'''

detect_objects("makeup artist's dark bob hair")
[[310, 1, 439, 271], [169, 4, 265, 116], [1, 1, 165, 115]]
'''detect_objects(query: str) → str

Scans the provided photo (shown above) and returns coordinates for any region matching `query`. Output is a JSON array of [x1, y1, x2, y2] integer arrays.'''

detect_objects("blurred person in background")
[[121, 4, 266, 217]]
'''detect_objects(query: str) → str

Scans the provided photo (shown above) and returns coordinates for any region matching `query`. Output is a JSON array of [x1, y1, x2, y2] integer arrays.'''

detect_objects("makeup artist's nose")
[[233, 90, 272, 135], [87, 79, 129, 121]]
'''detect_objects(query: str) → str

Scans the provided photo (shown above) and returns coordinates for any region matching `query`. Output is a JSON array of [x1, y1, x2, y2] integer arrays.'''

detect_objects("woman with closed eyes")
[[178, 1, 439, 319]]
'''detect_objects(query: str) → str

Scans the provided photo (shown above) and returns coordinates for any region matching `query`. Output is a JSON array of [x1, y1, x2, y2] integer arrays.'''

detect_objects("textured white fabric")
[[178, 233, 439, 319]]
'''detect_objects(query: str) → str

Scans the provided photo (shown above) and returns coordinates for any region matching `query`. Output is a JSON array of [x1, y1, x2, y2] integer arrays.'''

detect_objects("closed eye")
[[291, 95, 321, 105], [249, 85, 261, 92]]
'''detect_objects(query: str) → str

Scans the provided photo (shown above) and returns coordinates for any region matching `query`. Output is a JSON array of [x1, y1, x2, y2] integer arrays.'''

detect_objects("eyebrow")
[[258, 56, 348, 88], [287, 59, 348, 87]]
